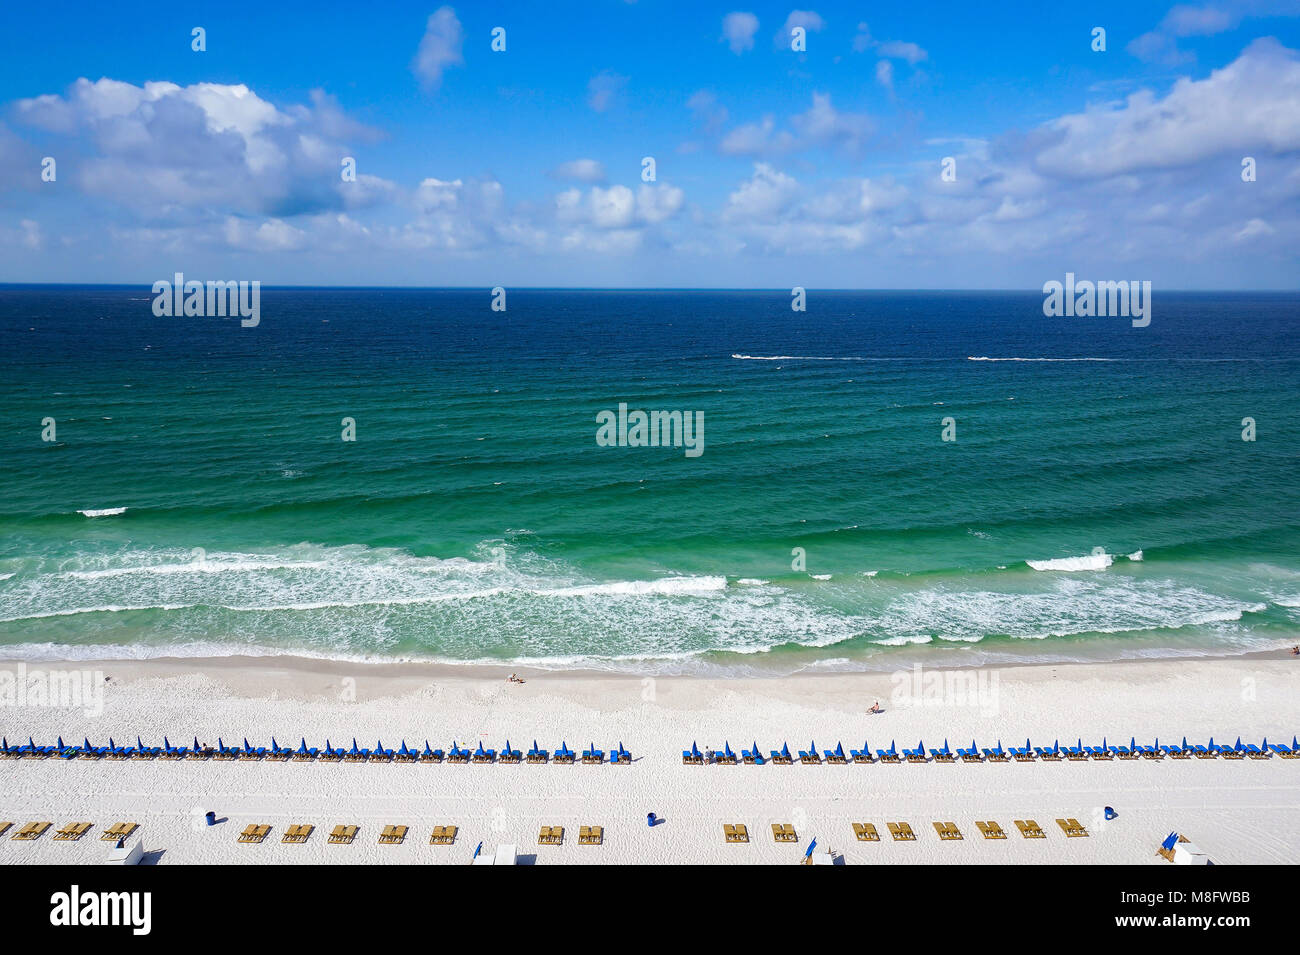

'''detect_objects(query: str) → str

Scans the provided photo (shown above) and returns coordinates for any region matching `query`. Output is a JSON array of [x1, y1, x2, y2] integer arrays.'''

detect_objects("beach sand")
[[1, 655, 1298, 864]]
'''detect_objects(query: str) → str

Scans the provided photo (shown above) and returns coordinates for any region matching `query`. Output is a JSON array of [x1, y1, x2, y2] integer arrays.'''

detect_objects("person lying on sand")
[[507, 673, 525, 683], [1292, 646, 1299, 656], [869, 700, 883, 714]]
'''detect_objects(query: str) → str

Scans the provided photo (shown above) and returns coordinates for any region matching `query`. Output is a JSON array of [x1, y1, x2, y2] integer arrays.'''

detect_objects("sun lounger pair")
[[500, 741, 523, 763], [1034, 745, 1062, 762], [429, 825, 458, 845], [771, 823, 797, 843], [581, 743, 604, 764], [850, 742, 874, 763], [282, 824, 314, 844], [554, 743, 576, 764], [957, 743, 982, 763], [724, 823, 749, 843], [982, 744, 1009, 763], [852, 822, 880, 842], [420, 742, 444, 762], [742, 742, 766, 764], [933, 821, 963, 841], [527, 741, 548, 763], [714, 743, 737, 765], [769, 744, 794, 765], [537, 826, 564, 845], [876, 742, 901, 764], [472, 743, 495, 764], [976, 820, 1006, 840], [578, 825, 603, 845], [329, 825, 358, 844], [887, 822, 916, 842], [1015, 819, 1046, 839], [11, 821, 52, 841], [903, 741, 928, 763], [53, 822, 93, 841], [238, 824, 271, 844], [610, 743, 632, 764], [379, 825, 408, 845], [1056, 818, 1088, 838], [102, 822, 138, 841], [798, 743, 822, 765]]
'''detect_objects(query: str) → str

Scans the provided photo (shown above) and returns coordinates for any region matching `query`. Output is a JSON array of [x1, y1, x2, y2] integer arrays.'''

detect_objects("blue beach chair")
[[877, 740, 900, 763], [798, 740, 821, 764], [526, 740, 547, 763], [769, 742, 793, 765], [554, 741, 576, 764], [294, 737, 319, 761], [824, 741, 848, 764], [611, 742, 631, 764], [418, 739, 444, 763], [683, 741, 704, 765], [850, 740, 873, 763], [582, 742, 604, 764], [742, 741, 765, 764]]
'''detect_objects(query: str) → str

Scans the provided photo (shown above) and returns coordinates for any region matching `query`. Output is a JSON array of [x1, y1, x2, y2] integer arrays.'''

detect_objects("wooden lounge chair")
[[723, 823, 750, 844], [538, 825, 564, 846], [13, 822, 51, 841], [429, 825, 458, 845], [101, 822, 138, 842], [905, 750, 928, 765], [1157, 834, 1191, 862], [770, 823, 797, 843], [378, 825, 408, 845], [1015, 819, 1046, 839], [976, 820, 1007, 840], [932, 750, 957, 764], [328, 825, 358, 844], [1057, 817, 1088, 838], [852, 822, 880, 842], [238, 824, 271, 844], [578, 825, 604, 845], [0, 822, 12, 838], [933, 821, 963, 841], [887, 822, 916, 842], [54, 822, 93, 842], [282, 824, 314, 844]]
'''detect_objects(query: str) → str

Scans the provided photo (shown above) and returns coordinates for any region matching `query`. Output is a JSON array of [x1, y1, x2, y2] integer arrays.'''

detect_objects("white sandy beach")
[[1, 655, 1298, 864]]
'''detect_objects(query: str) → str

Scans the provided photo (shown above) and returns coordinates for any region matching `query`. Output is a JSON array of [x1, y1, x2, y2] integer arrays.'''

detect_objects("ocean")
[[1, 286, 1297, 673]]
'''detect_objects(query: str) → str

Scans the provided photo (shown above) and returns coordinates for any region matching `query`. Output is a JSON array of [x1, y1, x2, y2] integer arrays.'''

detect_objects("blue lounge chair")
[[344, 738, 370, 762], [1268, 736, 1298, 758], [742, 741, 765, 764], [79, 737, 108, 759], [683, 741, 704, 765], [294, 737, 319, 761], [1245, 738, 1270, 759], [53, 736, 77, 759], [420, 739, 444, 763], [160, 736, 189, 759], [393, 740, 416, 763], [526, 740, 547, 763], [958, 739, 982, 763], [18, 736, 46, 758], [798, 740, 821, 764], [239, 737, 267, 760], [448, 740, 470, 763], [109, 737, 137, 759], [769, 742, 793, 765], [904, 740, 928, 763], [983, 740, 1009, 762], [267, 737, 293, 760], [932, 739, 958, 763], [824, 741, 848, 764], [877, 740, 900, 763], [318, 738, 344, 761], [611, 742, 631, 764], [369, 739, 393, 761], [850, 740, 873, 763], [0, 737, 19, 758], [554, 741, 575, 764], [500, 740, 522, 763], [582, 742, 604, 764]]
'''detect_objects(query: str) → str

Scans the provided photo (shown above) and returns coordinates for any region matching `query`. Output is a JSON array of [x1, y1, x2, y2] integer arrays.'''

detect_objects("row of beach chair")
[[1, 820, 138, 842], [719, 818, 1086, 844], [683, 736, 1300, 764], [232, 823, 607, 846], [0, 736, 632, 765]]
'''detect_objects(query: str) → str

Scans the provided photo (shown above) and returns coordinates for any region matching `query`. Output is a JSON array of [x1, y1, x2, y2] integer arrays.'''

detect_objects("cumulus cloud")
[[721, 12, 759, 54], [12, 77, 389, 219], [1035, 39, 1300, 178], [412, 7, 465, 91]]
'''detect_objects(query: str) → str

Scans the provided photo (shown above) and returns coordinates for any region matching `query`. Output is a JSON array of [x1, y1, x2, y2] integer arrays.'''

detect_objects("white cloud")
[[1036, 39, 1300, 178], [720, 92, 872, 157], [875, 60, 894, 90], [551, 159, 607, 183], [877, 40, 928, 65], [587, 71, 628, 113], [412, 7, 465, 91], [776, 10, 824, 48], [721, 12, 759, 54]]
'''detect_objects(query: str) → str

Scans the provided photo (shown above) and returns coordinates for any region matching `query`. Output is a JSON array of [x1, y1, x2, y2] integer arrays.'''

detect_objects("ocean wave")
[[731, 353, 919, 362], [968, 356, 1123, 362], [1026, 553, 1113, 572], [77, 507, 128, 518]]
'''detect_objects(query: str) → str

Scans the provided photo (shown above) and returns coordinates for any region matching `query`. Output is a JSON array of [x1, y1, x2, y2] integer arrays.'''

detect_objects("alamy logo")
[[1042, 272, 1150, 327], [0, 663, 103, 718], [595, 403, 704, 458], [50, 885, 151, 935], [151, 272, 261, 327]]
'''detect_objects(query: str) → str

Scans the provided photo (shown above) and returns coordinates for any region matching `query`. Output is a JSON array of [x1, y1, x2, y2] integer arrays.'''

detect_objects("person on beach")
[[508, 673, 525, 683], [869, 699, 883, 714], [1291, 646, 1299, 656]]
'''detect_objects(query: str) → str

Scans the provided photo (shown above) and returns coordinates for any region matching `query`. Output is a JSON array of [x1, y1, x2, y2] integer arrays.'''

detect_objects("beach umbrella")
[[194, 736, 202, 751], [83, 738, 93, 751], [804, 838, 818, 858], [1262, 737, 1268, 751], [781, 742, 791, 759], [473, 841, 482, 859], [1160, 831, 1178, 852], [1208, 736, 1216, 752], [1023, 738, 1029, 752], [1235, 737, 1243, 752], [1181, 736, 1188, 751], [1154, 737, 1159, 751], [996, 739, 1003, 754], [532, 739, 539, 752], [1293, 736, 1298, 751], [244, 737, 252, 751], [835, 742, 845, 759], [57, 737, 65, 750], [752, 740, 760, 756], [1052, 739, 1059, 753]]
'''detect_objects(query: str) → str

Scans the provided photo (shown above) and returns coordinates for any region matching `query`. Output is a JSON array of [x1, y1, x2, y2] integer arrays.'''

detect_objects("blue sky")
[[1, 1, 1299, 287]]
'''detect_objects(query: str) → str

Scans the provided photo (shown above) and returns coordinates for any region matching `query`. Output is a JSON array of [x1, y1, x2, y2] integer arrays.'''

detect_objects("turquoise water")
[[1, 287, 1297, 672]]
